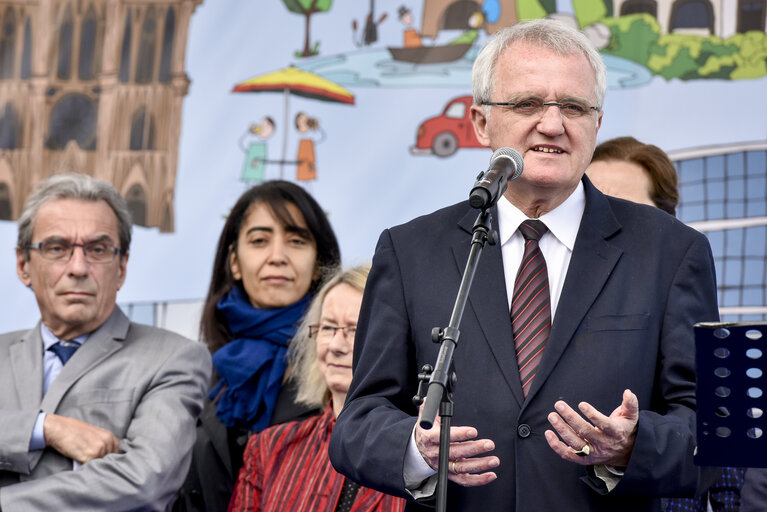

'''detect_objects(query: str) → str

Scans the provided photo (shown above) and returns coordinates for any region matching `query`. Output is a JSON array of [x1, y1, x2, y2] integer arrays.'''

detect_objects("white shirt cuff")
[[29, 412, 47, 451], [593, 464, 625, 492], [403, 423, 437, 489]]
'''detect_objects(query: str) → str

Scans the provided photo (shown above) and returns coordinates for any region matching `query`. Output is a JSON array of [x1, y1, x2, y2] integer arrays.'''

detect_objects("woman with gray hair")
[[228, 264, 404, 512]]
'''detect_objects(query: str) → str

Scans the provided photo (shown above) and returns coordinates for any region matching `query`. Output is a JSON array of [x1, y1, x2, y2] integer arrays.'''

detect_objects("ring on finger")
[[573, 443, 591, 457], [450, 460, 458, 474]]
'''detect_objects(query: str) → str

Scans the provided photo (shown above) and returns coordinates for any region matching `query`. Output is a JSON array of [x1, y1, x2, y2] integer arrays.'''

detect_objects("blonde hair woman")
[[229, 265, 404, 512]]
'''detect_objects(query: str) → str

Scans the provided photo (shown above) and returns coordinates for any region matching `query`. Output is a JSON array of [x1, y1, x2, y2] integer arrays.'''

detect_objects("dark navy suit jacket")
[[330, 177, 720, 511]]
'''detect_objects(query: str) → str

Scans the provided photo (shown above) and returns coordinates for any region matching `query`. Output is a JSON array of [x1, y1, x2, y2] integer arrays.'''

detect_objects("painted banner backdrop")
[[0, 0, 765, 337]]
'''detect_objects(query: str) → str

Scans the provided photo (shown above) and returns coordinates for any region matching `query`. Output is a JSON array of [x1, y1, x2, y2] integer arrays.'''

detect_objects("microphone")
[[469, 147, 524, 210]]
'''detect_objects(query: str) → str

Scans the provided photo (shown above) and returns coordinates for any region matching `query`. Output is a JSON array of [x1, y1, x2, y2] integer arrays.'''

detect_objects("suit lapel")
[[40, 308, 129, 412], [524, 180, 623, 401], [9, 325, 44, 406], [454, 206, 525, 406]]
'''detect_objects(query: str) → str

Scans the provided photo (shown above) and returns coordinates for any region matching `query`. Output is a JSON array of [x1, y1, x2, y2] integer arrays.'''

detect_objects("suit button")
[[517, 424, 532, 438]]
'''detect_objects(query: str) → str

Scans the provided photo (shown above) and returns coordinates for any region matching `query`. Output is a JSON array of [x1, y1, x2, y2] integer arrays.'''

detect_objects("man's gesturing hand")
[[44, 414, 120, 464], [415, 406, 499, 487], [544, 389, 639, 467]]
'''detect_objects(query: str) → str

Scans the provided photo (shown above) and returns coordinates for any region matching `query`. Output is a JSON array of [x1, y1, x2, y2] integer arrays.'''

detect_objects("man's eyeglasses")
[[27, 239, 122, 263], [482, 97, 600, 119], [308, 324, 357, 341]]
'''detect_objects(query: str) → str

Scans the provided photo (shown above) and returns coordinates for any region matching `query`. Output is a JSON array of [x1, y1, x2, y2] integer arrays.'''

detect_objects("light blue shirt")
[[29, 324, 88, 451]]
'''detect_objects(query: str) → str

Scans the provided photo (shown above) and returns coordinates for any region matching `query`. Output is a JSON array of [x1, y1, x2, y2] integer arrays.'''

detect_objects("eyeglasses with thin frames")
[[308, 324, 357, 341], [482, 97, 600, 119], [27, 238, 122, 264]]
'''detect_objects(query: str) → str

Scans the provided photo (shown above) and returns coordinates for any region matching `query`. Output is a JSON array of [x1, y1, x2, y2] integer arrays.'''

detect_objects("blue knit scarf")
[[209, 285, 311, 431]]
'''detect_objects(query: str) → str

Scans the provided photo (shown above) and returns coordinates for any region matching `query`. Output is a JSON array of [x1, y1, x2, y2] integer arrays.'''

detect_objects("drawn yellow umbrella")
[[233, 66, 355, 178]]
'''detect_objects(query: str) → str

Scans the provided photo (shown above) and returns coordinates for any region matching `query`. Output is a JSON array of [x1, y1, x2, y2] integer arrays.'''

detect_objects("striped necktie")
[[511, 220, 551, 396]]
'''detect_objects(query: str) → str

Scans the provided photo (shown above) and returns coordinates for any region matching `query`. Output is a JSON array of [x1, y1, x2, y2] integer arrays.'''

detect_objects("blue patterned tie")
[[49, 340, 81, 365]]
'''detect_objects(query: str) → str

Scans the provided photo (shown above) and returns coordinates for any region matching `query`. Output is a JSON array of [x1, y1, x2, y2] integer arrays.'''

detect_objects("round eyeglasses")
[[27, 239, 122, 263]]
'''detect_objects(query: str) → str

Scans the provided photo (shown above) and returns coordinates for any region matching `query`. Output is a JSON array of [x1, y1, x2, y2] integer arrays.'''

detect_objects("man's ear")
[[16, 248, 31, 287], [470, 104, 491, 147], [116, 252, 129, 289]]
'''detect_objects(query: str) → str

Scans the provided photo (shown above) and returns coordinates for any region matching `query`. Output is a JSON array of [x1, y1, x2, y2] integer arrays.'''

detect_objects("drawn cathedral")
[[0, 0, 203, 232]]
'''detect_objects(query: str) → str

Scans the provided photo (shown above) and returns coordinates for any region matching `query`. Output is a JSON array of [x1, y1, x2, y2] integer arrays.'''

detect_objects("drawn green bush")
[[572, 0, 607, 28], [517, 0, 547, 22], [602, 14, 659, 64], [601, 14, 767, 80]]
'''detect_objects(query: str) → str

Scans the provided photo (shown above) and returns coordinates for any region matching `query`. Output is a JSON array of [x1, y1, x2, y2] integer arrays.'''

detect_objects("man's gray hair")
[[472, 18, 607, 110], [17, 173, 133, 257]]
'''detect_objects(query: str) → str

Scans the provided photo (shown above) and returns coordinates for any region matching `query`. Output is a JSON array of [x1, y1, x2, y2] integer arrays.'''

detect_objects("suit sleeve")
[[329, 229, 420, 499], [0, 337, 212, 512], [0, 410, 42, 474], [607, 233, 720, 496]]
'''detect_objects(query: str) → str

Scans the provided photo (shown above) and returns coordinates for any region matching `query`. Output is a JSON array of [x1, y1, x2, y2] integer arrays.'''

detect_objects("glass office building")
[[671, 141, 767, 321]]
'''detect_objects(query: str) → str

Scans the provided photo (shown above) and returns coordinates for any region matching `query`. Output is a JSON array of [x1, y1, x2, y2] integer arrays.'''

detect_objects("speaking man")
[[0, 173, 211, 510], [329, 19, 719, 511]]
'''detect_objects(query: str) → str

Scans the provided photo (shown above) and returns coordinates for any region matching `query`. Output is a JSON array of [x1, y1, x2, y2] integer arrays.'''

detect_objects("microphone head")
[[490, 147, 524, 181]]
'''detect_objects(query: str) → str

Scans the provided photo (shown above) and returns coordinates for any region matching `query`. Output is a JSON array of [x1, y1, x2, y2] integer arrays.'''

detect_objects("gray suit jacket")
[[0, 307, 212, 511]]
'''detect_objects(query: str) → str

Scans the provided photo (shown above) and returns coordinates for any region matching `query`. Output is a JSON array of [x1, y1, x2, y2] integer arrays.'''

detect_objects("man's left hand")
[[544, 388, 639, 467]]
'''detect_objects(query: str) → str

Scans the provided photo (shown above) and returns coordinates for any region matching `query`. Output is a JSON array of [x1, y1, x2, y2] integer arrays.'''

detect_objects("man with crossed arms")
[[0, 173, 211, 511]]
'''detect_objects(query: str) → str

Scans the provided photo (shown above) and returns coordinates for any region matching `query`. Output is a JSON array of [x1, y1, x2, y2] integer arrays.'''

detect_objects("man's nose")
[[537, 104, 566, 136], [67, 246, 91, 275]]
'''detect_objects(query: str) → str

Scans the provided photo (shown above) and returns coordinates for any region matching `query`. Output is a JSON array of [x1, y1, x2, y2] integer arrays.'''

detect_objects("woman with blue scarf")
[[175, 181, 340, 512]]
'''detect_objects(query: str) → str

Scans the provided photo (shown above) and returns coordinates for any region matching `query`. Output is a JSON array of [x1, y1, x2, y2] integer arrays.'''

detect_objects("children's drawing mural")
[[0, 0, 765, 335]]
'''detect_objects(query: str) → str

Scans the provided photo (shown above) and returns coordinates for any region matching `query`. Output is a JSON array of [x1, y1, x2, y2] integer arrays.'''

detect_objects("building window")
[[130, 107, 156, 150], [0, 8, 16, 79], [126, 184, 147, 226], [47, 94, 97, 150], [20, 17, 31, 79], [57, 5, 74, 79], [677, 149, 767, 321], [0, 102, 20, 149], [135, 7, 157, 84], [159, 8, 175, 83], [119, 10, 132, 83], [620, 0, 658, 16], [670, 0, 714, 32], [79, 6, 97, 80], [738, 0, 766, 32], [0, 182, 10, 220], [161, 201, 173, 232]]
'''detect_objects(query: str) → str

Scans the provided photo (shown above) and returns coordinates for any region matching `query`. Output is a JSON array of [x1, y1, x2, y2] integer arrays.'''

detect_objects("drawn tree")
[[282, 0, 333, 57]]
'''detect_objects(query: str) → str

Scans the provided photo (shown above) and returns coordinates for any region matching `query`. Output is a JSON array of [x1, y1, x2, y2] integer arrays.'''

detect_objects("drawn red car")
[[410, 95, 484, 157]]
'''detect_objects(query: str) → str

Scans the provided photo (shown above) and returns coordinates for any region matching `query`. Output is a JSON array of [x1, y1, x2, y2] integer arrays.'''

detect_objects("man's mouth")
[[531, 147, 564, 154]]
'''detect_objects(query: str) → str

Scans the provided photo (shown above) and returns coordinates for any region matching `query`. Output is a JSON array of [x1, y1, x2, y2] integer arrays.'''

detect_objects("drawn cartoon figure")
[[398, 6, 422, 48], [239, 116, 275, 182], [352, 1, 387, 47], [294, 112, 325, 182], [448, 9, 483, 46]]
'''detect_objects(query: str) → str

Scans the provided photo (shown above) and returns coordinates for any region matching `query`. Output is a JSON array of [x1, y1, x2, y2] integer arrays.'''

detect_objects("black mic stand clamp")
[[413, 208, 497, 512]]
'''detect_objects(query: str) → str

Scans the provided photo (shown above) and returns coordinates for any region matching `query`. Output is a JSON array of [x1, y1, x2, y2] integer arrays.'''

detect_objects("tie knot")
[[519, 220, 548, 242], [49, 340, 81, 365]]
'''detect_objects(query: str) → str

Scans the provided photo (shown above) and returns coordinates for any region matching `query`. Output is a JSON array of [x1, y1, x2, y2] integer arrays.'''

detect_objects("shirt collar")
[[497, 181, 586, 250], [40, 323, 89, 350]]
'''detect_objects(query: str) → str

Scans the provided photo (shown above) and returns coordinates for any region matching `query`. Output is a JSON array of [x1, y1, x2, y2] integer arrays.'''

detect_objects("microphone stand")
[[413, 207, 497, 512]]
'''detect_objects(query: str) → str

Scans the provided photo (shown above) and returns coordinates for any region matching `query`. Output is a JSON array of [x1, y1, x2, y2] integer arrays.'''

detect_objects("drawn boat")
[[387, 43, 473, 64]]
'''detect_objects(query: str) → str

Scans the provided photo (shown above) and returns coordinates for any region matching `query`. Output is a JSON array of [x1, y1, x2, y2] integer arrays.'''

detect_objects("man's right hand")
[[415, 407, 499, 487], [43, 414, 120, 464]]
